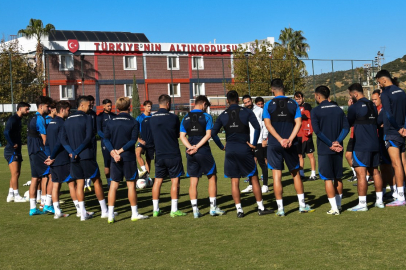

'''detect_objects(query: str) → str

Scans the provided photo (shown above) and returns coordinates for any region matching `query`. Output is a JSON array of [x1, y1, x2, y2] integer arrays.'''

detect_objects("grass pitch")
[[1, 137, 406, 269]]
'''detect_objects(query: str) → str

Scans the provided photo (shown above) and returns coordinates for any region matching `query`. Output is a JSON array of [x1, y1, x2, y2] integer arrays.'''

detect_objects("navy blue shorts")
[[267, 143, 299, 172], [29, 152, 50, 178], [138, 145, 155, 161], [352, 151, 380, 168], [379, 143, 391, 165], [224, 150, 257, 178], [155, 156, 184, 179], [71, 159, 100, 180], [110, 160, 138, 182], [101, 145, 111, 168], [318, 154, 343, 180], [51, 164, 72, 183], [4, 153, 22, 164], [385, 140, 406, 153], [186, 151, 217, 178]]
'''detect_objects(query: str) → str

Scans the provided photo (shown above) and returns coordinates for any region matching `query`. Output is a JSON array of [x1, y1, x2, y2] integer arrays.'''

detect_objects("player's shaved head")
[[77, 95, 90, 106], [314, 85, 330, 99], [158, 94, 171, 105], [271, 78, 284, 93], [348, 83, 364, 94]]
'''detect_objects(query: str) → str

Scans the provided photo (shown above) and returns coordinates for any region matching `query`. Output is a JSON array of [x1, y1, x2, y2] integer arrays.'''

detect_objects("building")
[[11, 30, 274, 111]]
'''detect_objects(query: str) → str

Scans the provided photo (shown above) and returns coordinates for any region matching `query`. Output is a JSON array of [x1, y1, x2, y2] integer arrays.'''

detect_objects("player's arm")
[[248, 110, 260, 146], [346, 105, 356, 127], [102, 124, 114, 153], [335, 113, 350, 145], [59, 124, 74, 155], [96, 115, 105, 139], [381, 93, 400, 130], [37, 116, 47, 145], [194, 114, 215, 149], [3, 118, 16, 147], [310, 109, 333, 147], [117, 120, 139, 155], [175, 115, 181, 138], [377, 110, 384, 126], [179, 116, 194, 149], [211, 115, 225, 150], [73, 116, 93, 156]]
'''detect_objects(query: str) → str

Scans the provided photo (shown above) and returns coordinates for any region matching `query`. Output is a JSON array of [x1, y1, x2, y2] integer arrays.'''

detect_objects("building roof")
[[48, 30, 149, 43]]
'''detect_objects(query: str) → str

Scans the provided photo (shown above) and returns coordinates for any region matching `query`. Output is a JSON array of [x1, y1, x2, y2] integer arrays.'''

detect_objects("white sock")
[[235, 203, 243, 213], [351, 167, 356, 176], [397, 186, 405, 201], [9, 188, 13, 196], [335, 194, 342, 208], [276, 199, 283, 211], [153, 199, 159, 212], [99, 199, 108, 213], [300, 169, 305, 177], [79, 201, 86, 218], [73, 200, 80, 213], [297, 193, 306, 208], [30, 198, 36, 209], [209, 197, 216, 208], [311, 170, 316, 177], [41, 195, 46, 205], [328, 197, 338, 210], [391, 185, 397, 193], [37, 190, 41, 200], [141, 166, 146, 172], [366, 175, 370, 181], [45, 195, 52, 206], [359, 196, 367, 206], [256, 200, 264, 211], [131, 205, 138, 216], [108, 206, 115, 219], [376, 191, 383, 203], [13, 190, 20, 197], [53, 202, 61, 215], [191, 199, 198, 212], [171, 199, 178, 212]]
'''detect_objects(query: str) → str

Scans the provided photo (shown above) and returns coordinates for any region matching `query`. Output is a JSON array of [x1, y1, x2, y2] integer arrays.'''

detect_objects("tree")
[[0, 39, 43, 104], [131, 75, 141, 118], [18, 19, 55, 78], [276, 27, 310, 58]]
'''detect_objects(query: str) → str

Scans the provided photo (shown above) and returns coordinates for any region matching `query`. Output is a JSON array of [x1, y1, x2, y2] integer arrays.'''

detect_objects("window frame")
[[123, 56, 137, 70], [59, 85, 75, 100], [167, 56, 180, 70], [192, 56, 204, 70], [59, 55, 74, 71], [168, 83, 181, 97], [192, 83, 205, 96], [124, 84, 134, 98]]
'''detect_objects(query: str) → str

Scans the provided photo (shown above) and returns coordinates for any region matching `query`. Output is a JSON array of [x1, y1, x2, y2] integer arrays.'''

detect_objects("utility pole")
[[374, 50, 384, 71]]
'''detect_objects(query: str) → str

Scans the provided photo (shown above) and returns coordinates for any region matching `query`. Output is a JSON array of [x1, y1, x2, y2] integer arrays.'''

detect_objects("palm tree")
[[18, 19, 55, 77], [277, 27, 310, 58]]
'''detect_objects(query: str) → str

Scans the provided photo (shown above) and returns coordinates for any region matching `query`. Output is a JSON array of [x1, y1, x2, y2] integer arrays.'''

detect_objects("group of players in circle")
[[4, 69, 406, 220]]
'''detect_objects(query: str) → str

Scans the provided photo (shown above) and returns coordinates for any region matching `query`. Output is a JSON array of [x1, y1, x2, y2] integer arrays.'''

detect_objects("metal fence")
[[1, 52, 379, 113]]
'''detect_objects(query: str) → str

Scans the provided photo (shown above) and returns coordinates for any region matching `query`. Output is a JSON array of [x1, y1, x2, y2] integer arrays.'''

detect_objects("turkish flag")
[[68, 39, 79, 53]]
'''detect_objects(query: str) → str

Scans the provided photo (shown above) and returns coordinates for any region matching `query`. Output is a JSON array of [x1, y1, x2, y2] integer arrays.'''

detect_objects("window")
[[167, 56, 179, 70], [192, 56, 204, 70], [193, 83, 205, 96], [59, 55, 74, 71], [123, 56, 137, 70], [60, 85, 75, 100], [168, 83, 180, 97], [124, 84, 133, 98]]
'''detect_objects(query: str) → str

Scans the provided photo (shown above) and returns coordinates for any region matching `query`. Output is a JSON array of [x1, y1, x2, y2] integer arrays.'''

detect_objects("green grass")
[[1, 137, 406, 269]]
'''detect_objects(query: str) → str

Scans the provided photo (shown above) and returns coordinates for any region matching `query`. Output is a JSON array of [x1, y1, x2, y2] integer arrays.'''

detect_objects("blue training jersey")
[[380, 85, 406, 143], [149, 108, 181, 159], [60, 111, 94, 161], [263, 96, 301, 146], [347, 97, 379, 152], [3, 113, 22, 156], [27, 112, 47, 155], [103, 112, 139, 162], [211, 104, 259, 151], [311, 100, 349, 155], [45, 116, 70, 166]]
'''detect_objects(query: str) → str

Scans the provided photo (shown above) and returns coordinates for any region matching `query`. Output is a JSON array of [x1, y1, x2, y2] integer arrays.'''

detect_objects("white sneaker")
[[14, 196, 28, 202], [23, 181, 31, 186], [6, 195, 14, 202], [327, 209, 340, 215], [131, 214, 149, 221], [76, 211, 95, 218], [101, 211, 118, 218], [261, 185, 269, 193], [54, 212, 70, 219], [241, 185, 253, 193], [139, 170, 148, 178]]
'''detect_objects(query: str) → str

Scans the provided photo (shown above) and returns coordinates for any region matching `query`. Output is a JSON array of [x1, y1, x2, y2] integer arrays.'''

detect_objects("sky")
[[1, 0, 405, 73]]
